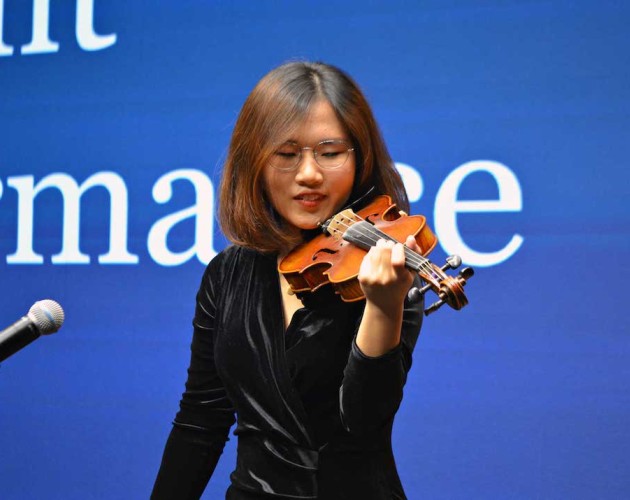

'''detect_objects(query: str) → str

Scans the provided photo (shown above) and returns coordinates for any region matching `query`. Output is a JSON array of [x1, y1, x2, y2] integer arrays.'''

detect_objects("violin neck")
[[342, 221, 429, 273]]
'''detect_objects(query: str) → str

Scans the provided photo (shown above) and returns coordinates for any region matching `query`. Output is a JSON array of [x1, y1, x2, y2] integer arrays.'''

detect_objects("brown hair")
[[218, 61, 409, 253]]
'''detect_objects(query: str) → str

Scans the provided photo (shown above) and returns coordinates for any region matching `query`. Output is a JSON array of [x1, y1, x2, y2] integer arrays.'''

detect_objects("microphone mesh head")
[[28, 300, 65, 335]]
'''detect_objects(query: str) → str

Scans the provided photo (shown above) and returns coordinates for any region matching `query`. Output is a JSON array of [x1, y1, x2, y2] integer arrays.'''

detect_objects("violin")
[[278, 195, 474, 316]]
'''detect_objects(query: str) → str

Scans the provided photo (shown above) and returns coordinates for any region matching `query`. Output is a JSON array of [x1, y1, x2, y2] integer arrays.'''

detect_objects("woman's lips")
[[294, 193, 326, 209]]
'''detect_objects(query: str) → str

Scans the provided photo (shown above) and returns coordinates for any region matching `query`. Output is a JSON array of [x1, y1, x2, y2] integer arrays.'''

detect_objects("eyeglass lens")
[[272, 141, 351, 170]]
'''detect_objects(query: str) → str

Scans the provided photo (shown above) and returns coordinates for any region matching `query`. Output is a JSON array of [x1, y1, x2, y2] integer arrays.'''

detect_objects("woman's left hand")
[[355, 235, 420, 357], [358, 235, 419, 314]]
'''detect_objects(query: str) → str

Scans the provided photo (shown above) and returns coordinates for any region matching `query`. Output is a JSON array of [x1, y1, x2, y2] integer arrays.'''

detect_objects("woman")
[[152, 61, 424, 499]]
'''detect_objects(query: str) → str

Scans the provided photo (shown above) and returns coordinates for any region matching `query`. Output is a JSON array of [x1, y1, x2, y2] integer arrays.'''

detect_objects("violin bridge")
[[325, 209, 361, 241]]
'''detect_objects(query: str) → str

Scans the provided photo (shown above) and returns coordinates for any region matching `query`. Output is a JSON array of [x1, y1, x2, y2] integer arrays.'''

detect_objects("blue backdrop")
[[1, 1, 629, 498]]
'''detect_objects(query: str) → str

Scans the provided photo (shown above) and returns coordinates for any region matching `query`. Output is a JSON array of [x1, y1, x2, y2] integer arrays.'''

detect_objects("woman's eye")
[[275, 151, 298, 158], [319, 146, 344, 157]]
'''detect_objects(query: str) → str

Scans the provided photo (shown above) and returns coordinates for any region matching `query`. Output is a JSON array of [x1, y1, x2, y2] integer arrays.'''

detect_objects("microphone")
[[0, 300, 65, 362]]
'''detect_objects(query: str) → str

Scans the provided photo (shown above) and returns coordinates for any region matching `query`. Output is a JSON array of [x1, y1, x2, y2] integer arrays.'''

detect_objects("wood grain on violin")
[[279, 195, 474, 316]]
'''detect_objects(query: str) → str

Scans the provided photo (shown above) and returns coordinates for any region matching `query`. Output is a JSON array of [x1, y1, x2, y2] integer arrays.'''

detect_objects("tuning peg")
[[458, 267, 474, 281], [442, 255, 462, 271], [407, 281, 432, 304], [424, 296, 446, 316], [407, 287, 422, 303]]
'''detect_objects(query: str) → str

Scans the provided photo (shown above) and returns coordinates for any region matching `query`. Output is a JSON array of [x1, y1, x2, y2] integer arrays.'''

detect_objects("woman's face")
[[263, 100, 356, 237]]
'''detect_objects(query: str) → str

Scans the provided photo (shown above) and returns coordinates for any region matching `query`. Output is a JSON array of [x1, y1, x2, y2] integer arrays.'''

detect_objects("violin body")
[[279, 195, 473, 315]]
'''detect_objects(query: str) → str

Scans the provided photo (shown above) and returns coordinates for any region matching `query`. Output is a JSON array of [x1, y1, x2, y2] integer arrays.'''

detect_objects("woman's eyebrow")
[[279, 137, 349, 145]]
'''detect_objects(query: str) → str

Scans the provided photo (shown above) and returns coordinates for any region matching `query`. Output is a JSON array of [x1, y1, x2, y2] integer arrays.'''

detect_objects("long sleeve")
[[339, 277, 423, 435], [152, 261, 236, 500]]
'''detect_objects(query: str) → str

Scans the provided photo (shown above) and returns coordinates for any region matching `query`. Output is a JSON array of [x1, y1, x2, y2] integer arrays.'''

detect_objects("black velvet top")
[[152, 245, 423, 499]]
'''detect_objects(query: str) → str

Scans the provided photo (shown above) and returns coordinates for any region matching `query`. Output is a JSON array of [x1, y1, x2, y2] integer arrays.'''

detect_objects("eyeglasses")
[[270, 139, 355, 172]]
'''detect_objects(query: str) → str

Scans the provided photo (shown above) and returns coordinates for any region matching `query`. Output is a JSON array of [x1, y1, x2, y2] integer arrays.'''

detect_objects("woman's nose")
[[295, 149, 323, 184]]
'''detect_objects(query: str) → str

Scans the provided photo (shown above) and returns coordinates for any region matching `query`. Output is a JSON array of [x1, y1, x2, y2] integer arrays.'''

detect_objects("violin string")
[[328, 215, 420, 264], [365, 225, 439, 279], [328, 214, 438, 278], [335, 220, 438, 279]]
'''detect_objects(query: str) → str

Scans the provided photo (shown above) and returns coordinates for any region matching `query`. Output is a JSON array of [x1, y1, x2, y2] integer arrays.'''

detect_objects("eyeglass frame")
[[268, 139, 355, 172]]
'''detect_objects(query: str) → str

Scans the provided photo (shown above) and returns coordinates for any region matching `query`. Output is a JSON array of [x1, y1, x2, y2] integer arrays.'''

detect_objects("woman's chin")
[[288, 216, 324, 232]]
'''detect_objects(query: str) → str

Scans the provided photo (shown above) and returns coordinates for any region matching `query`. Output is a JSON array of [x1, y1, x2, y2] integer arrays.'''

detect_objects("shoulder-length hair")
[[218, 61, 409, 253]]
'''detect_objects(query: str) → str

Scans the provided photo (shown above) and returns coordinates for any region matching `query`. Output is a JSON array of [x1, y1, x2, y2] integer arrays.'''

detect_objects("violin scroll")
[[408, 256, 474, 315]]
